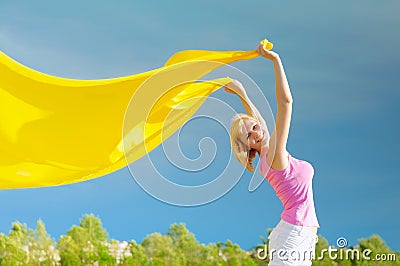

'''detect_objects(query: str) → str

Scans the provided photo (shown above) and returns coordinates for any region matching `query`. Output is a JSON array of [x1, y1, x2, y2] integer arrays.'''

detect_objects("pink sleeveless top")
[[259, 152, 319, 227]]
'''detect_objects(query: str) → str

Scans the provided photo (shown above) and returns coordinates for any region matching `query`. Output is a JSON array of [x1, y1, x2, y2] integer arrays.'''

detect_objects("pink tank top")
[[259, 152, 319, 227]]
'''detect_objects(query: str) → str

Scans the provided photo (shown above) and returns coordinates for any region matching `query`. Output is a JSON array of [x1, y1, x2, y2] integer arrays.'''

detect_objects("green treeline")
[[0, 214, 398, 265]]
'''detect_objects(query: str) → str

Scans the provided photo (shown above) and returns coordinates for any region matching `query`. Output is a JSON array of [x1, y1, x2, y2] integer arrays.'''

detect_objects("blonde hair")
[[229, 113, 258, 172]]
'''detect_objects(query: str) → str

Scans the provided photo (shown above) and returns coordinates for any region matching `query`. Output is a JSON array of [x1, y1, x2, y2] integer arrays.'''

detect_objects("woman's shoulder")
[[259, 150, 291, 173]]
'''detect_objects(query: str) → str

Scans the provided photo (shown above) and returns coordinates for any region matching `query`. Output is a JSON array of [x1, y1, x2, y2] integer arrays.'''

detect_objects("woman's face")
[[239, 118, 265, 151]]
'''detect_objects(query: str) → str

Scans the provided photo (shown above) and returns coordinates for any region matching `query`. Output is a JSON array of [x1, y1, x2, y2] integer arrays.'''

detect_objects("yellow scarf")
[[0, 40, 272, 189]]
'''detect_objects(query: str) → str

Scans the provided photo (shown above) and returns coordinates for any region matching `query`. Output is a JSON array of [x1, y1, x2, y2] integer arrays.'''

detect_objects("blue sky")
[[1, 0, 399, 252]]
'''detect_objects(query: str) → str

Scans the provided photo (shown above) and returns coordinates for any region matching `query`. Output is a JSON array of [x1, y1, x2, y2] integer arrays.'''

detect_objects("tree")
[[202, 242, 226, 265], [58, 214, 115, 265], [221, 240, 256, 266], [120, 240, 150, 266], [5, 222, 29, 264], [354, 234, 400, 266], [167, 223, 207, 265], [141, 232, 185, 266], [0, 220, 60, 265], [80, 214, 108, 242], [1, 216, 399, 266], [58, 234, 83, 266], [30, 219, 59, 265], [0, 233, 10, 265]]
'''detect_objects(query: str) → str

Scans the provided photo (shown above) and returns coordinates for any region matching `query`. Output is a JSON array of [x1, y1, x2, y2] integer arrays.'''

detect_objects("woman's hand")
[[257, 44, 280, 62], [224, 79, 247, 98]]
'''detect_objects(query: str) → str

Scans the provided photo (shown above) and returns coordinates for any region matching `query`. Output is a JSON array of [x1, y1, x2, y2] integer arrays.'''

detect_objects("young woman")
[[226, 44, 319, 265]]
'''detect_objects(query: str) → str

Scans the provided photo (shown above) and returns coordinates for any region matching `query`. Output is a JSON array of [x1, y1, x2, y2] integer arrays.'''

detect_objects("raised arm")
[[257, 44, 293, 170], [224, 79, 268, 132]]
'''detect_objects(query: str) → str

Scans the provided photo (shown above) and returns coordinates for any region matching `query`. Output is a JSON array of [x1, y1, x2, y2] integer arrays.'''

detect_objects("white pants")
[[268, 220, 318, 266]]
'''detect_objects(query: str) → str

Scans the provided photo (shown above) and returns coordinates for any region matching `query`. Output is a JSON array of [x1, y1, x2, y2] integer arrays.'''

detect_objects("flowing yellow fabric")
[[0, 48, 263, 189]]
